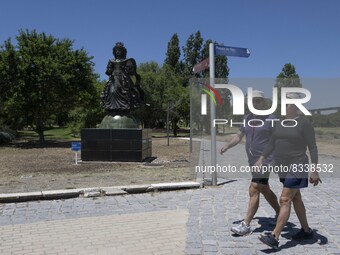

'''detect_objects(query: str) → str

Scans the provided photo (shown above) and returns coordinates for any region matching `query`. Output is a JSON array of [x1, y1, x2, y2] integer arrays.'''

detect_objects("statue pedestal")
[[81, 128, 152, 162], [99, 115, 139, 129]]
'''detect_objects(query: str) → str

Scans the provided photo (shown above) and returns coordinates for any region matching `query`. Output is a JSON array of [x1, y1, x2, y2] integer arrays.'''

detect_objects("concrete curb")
[[0, 181, 200, 203]]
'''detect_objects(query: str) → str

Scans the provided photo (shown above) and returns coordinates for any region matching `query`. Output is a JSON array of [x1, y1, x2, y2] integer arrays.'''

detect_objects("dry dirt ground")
[[0, 138, 195, 194]]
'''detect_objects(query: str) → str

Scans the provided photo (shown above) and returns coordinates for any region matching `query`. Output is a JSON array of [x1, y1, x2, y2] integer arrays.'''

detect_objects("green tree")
[[161, 65, 189, 136], [68, 80, 105, 135], [137, 62, 164, 128], [164, 33, 181, 70], [0, 39, 23, 129], [0, 29, 98, 142], [183, 31, 203, 77], [274, 63, 302, 117], [275, 63, 302, 88], [138, 62, 189, 136], [201, 40, 230, 78]]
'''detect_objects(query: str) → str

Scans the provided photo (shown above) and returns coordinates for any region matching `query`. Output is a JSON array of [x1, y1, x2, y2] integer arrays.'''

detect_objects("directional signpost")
[[189, 43, 251, 185], [214, 45, 251, 58], [192, 45, 250, 74], [209, 43, 250, 186], [71, 142, 81, 165]]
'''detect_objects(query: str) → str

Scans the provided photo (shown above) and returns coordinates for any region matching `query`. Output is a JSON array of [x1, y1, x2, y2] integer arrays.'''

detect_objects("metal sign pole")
[[189, 82, 193, 153], [209, 43, 217, 186], [71, 142, 81, 165], [75, 152, 78, 165], [167, 101, 170, 146]]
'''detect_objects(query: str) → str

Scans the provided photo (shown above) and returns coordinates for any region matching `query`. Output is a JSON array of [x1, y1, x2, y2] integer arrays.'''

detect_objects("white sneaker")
[[231, 221, 252, 236]]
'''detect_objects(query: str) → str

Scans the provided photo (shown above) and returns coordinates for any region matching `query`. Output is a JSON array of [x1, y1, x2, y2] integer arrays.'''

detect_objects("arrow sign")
[[215, 44, 250, 58], [193, 58, 209, 73]]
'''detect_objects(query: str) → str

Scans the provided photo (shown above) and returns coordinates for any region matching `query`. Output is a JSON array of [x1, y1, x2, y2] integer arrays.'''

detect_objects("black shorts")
[[251, 176, 269, 185], [250, 164, 270, 185]]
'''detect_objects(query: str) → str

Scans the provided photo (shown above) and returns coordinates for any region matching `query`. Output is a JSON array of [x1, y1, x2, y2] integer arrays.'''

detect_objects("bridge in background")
[[309, 106, 340, 115]]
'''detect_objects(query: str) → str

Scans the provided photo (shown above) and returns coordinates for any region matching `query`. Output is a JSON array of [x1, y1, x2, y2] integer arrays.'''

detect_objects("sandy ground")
[[0, 138, 195, 193], [315, 140, 340, 157]]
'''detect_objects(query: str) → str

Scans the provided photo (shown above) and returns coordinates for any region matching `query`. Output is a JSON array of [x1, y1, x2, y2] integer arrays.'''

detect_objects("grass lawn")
[[17, 127, 79, 141], [16, 127, 191, 141], [315, 127, 340, 139], [14, 126, 340, 143]]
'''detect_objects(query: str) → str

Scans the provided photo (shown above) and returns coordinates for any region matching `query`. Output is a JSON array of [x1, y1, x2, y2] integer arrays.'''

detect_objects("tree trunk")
[[38, 130, 45, 144], [35, 117, 45, 144], [172, 119, 178, 137]]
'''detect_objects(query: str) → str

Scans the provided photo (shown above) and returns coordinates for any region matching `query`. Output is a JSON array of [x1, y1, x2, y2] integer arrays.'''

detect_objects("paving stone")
[[0, 157, 339, 254]]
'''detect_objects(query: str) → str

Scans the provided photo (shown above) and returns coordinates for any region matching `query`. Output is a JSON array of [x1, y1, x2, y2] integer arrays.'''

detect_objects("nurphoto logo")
[[201, 84, 312, 128], [201, 84, 311, 116]]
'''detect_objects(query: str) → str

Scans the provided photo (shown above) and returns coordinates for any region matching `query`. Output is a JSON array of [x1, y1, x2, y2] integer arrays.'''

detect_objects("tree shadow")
[[7, 140, 75, 149]]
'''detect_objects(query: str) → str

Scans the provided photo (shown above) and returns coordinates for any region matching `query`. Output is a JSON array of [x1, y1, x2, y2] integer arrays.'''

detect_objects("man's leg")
[[231, 181, 260, 235], [293, 190, 309, 232], [259, 184, 280, 215], [244, 182, 260, 225], [272, 187, 299, 239]]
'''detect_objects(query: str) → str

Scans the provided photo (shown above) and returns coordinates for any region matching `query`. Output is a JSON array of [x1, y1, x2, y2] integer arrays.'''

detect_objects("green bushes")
[[0, 127, 16, 144]]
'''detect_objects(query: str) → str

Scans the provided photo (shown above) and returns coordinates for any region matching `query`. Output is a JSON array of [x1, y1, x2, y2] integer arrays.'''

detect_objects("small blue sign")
[[215, 44, 250, 58], [71, 142, 81, 151]]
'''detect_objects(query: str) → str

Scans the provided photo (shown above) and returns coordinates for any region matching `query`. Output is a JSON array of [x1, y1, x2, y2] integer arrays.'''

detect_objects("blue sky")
[[1, 0, 339, 108]]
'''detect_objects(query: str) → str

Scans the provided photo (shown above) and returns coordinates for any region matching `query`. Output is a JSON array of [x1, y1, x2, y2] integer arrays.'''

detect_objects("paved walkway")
[[1, 177, 339, 254], [1, 142, 340, 254], [0, 209, 188, 255]]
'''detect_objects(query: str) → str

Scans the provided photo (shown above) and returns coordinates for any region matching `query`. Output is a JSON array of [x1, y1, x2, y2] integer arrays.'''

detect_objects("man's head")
[[285, 92, 302, 115], [251, 90, 266, 107]]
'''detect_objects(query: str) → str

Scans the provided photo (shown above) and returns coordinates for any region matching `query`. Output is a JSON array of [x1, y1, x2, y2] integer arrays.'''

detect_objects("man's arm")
[[255, 135, 275, 166], [220, 130, 244, 155], [302, 120, 322, 185]]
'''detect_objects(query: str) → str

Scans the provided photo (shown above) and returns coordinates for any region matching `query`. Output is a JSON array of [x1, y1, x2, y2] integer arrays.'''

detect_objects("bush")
[[0, 127, 16, 144]]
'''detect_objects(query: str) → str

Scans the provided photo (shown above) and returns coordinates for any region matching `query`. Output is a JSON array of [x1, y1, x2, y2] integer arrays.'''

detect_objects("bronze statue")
[[101, 42, 144, 115]]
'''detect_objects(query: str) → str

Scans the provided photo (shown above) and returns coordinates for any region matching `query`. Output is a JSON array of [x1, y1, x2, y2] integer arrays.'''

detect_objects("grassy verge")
[[17, 127, 78, 141], [13, 126, 340, 143], [315, 127, 340, 139], [15, 127, 191, 142]]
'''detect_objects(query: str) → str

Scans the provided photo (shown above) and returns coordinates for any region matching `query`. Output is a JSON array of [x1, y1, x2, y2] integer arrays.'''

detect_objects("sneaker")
[[291, 228, 314, 240], [231, 221, 252, 236], [232, 219, 244, 224], [258, 233, 279, 249], [268, 214, 278, 226]]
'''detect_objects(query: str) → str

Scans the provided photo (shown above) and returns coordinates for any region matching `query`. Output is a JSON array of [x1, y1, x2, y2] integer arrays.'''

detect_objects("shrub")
[[0, 127, 16, 144]]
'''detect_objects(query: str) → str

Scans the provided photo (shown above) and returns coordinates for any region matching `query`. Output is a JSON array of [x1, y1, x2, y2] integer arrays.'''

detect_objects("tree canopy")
[[164, 33, 180, 70], [0, 29, 100, 142], [275, 63, 302, 88], [2, 29, 333, 143]]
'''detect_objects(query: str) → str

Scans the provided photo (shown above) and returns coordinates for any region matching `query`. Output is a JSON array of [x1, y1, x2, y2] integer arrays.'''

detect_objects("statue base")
[[99, 115, 139, 129], [81, 128, 152, 162]]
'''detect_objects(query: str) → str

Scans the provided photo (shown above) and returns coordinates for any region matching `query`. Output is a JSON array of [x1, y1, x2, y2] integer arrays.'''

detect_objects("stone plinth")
[[81, 128, 152, 162]]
